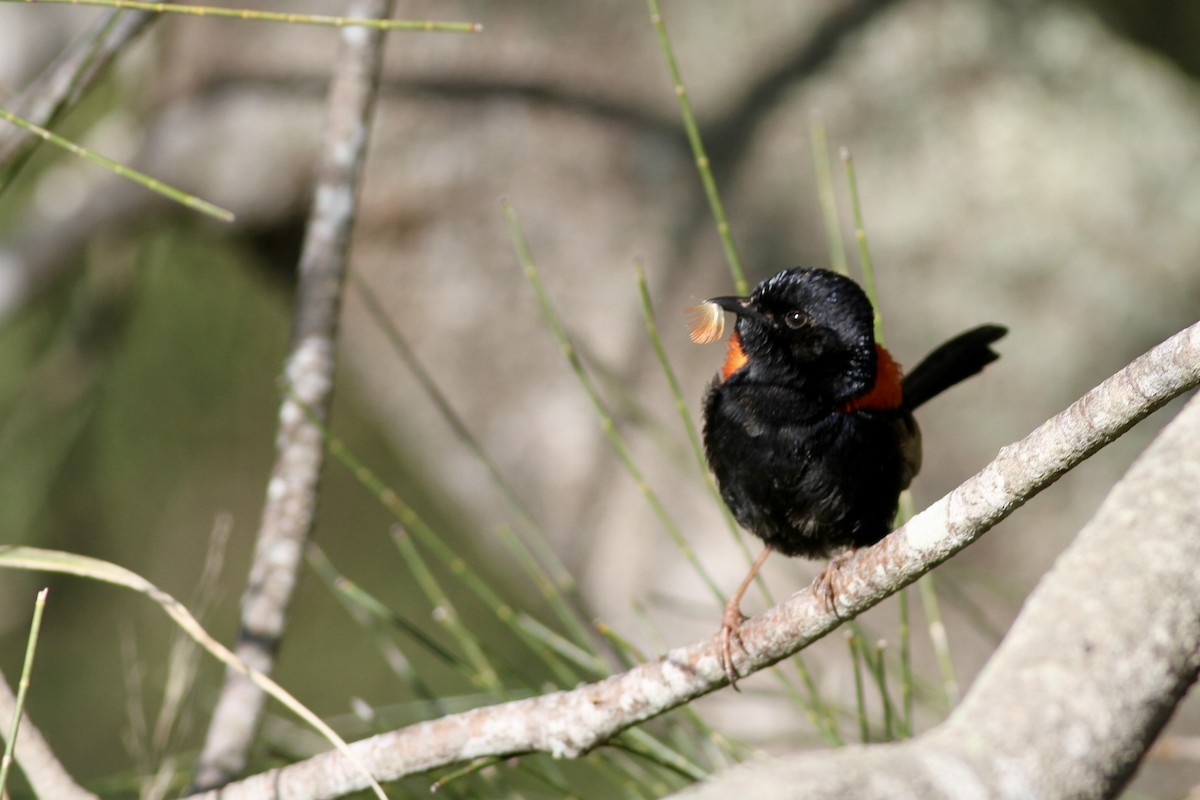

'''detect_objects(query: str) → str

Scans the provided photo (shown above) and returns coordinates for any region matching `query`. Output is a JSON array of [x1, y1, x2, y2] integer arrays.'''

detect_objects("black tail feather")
[[902, 324, 1007, 411]]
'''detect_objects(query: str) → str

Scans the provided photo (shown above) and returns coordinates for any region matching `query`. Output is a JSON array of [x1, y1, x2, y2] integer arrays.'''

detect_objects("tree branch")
[[0, 10, 158, 172], [672, 369, 1200, 799], [190, 320, 1200, 799], [190, 3, 393, 791], [0, 11, 160, 321]]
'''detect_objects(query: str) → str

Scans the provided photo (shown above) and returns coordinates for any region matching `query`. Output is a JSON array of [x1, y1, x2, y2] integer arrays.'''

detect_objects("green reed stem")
[[301, 396, 596, 691], [776, 655, 842, 747], [503, 201, 726, 606], [504, 537, 594, 658], [595, 619, 646, 672], [0, 108, 234, 221], [897, 587, 913, 738], [306, 544, 453, 702], [847, 631, 869, 743], [634, 262, 752, 558], [811, 118, 847, 277], [351, 272, 595, 650], [918, 572, 960, 706], [893, 492, 917, 737], [391, 525, 506, 696], [627, 600, 746, 767], [6, 0, 482, 31], [612, 732, 707, 783], [510, 607, 608, 678], [870, 640, 896, 741], [430, 757, 503, 793], [646, 0, 746, 294], [841, 146, 883, 340], [516, 761, 577, 799], [0, 588, 48, 797]]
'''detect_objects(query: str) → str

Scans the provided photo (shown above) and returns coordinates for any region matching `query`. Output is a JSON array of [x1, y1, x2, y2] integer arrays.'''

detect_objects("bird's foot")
[[812, 549, 856, 614], [719, 601, 748, 691]]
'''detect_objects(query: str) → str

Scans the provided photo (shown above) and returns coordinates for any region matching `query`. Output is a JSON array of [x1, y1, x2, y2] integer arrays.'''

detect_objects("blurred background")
[[0, 0, 1197, 796]]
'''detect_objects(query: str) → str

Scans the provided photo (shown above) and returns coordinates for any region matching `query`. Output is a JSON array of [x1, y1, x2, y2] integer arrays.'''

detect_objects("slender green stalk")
[[810, 118, 847, 276], [847, 631, 869, 743], [503, 201, 725, 605], [6, 0, 483, 31], [595, 619, 647, 671], [0, 547, 387, 799], [603, 754, 665, 800], [392, 520, 582, 685], [517, 761, 578, 799], [511, 611, 608, 678], [351, 273, 595, 651], [870, 640, 896, 741], [777, 656, 842, 746], [846, 620, 879, 673], [492, 526, 595, 656], [391, 525, 506, 696], [928, 568, 1008, 644], [0, 108, 234, 221], [0, 588, 48, 796], [896, 493, 915, 734], [149, 516, 233, 761], [646, 0, 746, 294], [430, 757, 503, 793], [897, 587, 913, 738], [841, 146, 883, 340], [634, 262, 753, 560], [306, 544, 457, 703], [309, 406, 591, 689], [918, 572, 961, 705], [625, 727, 708, 788], [612, 732, 708, 783]]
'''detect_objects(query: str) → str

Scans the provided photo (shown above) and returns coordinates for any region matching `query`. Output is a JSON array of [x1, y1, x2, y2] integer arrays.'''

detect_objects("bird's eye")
[[784, 310, 806, 329]]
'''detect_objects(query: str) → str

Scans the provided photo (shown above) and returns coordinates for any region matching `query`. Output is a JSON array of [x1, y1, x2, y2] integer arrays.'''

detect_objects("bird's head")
[[689, 268, 878, 400]]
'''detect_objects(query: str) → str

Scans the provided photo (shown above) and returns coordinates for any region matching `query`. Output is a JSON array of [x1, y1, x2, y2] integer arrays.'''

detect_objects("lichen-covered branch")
[[192, 321, 1200, 799], [191, 4, 393, 791]]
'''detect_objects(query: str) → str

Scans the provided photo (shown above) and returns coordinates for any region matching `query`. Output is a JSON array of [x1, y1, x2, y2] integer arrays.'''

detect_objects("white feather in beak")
[[684, 301, 726, 344]]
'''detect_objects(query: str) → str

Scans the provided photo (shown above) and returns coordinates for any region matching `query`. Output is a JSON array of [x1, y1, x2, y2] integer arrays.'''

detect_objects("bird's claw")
[[812, 549, 855, 614], [719, 603, 748, 691]]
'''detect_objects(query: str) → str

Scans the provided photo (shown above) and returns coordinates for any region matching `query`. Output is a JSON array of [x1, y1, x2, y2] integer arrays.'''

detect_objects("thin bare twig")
[[0, 10, 158, 172], [191, 321, 1200, 799], [0, 10, 160, 318], [191, 3, 394, 790]]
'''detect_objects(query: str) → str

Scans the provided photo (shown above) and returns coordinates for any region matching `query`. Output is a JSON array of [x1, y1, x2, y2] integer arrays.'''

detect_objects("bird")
[[687, 267, 1006, 687]]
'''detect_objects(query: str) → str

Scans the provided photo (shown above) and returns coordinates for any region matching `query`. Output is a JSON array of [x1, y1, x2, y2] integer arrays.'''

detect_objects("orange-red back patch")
[[841, 345, 904, 411]]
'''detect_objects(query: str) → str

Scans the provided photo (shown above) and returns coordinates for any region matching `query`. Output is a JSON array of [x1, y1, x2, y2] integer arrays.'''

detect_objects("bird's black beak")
[[707, 296, 762, 321]]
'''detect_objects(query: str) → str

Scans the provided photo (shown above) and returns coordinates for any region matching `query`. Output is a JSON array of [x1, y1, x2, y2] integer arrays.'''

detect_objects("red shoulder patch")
[[841, 345, 904, 411], [721, 332, 749, 380]]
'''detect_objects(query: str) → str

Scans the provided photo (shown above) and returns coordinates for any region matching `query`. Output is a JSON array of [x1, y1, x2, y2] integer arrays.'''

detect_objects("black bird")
[[689, 267, 1005, 687]]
